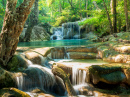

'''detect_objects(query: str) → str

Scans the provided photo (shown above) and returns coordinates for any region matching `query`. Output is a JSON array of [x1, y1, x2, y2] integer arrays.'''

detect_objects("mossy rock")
[[97, 46, 109, 51], [97, 46, 119, 58], [0, 88, 30, 97], [87, 42, 109, 48], [117, 32, 130, 40], [7, 55, 27, 72], [103, 49, 119, 58], [89, 63, 122, 75], [89, 64, 126, 84], [0, 67, 16, 89]]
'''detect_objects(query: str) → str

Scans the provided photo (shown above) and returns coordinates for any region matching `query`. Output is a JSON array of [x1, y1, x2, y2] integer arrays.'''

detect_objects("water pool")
[[18, 39, 93, 47]]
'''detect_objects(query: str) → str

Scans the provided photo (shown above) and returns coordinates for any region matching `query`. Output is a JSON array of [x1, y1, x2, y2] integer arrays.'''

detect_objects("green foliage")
[[0, 2, 5, 32], [0, 0, 129, 35]]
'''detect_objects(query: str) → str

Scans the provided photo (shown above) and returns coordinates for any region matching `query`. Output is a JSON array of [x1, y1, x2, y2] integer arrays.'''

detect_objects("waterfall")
[[50, 27, 63, 40], [62, 22, 80, 39], [51, 22, 80, 40], [16, 59, 56, 92]]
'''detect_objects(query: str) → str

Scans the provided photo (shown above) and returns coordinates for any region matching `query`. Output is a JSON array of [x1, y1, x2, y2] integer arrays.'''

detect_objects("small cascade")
[[72, 66, 87, 85], [50, 22, 80, 40], [16, 59, 56, 93], [72, 65, 92, 95], [39, 55, 52, 69]]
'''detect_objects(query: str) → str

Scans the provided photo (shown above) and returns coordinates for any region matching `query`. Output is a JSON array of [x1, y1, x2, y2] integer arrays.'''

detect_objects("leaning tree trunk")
[[103, 0, 113, 34], [124, 0, 129, 31], [24, 0, 39, 42], [0, 0, 35, 66]]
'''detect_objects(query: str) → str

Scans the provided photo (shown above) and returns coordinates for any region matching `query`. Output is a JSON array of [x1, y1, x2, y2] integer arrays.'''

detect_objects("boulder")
[[31, 26, 50, 41], [19, 25, 51, 42]]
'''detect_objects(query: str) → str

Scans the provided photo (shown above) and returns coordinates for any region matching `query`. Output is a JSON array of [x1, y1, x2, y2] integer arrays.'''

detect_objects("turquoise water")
[[18, 39, 93, 47]]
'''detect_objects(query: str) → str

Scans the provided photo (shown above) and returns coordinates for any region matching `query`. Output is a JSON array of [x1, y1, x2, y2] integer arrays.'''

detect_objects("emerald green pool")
[[18, 39, 93, 47]]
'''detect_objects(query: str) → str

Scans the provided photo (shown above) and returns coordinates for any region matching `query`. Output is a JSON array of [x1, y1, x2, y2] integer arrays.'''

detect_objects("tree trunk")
[[103, 0, 113, 34], [62, 0, 65, 9], [113, 0, 117, 33], [0, 0, 35, 66], [68, 0, 73, 9], [110, 0, 113, 14], [85, 0, 88, 18], [124, 0, 129, 31], [79, 0, 82, 20], [93, 1, 100, 10], [24, 0, 39, 42], [59, 0, 62, 13]]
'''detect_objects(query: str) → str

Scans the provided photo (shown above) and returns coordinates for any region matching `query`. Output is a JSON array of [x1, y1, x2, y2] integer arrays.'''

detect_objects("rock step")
[[67, 46, 97, 53], [69, 52, 97, 59]]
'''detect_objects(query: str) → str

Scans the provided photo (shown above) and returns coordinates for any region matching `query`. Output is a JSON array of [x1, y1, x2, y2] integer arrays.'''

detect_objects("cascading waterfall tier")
[[51, 22, 80, 40], [16, 59, 56, 92]]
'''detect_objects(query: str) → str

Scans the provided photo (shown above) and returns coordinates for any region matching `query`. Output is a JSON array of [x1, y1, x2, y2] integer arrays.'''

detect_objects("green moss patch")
[[0, 88, 30, 97]]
